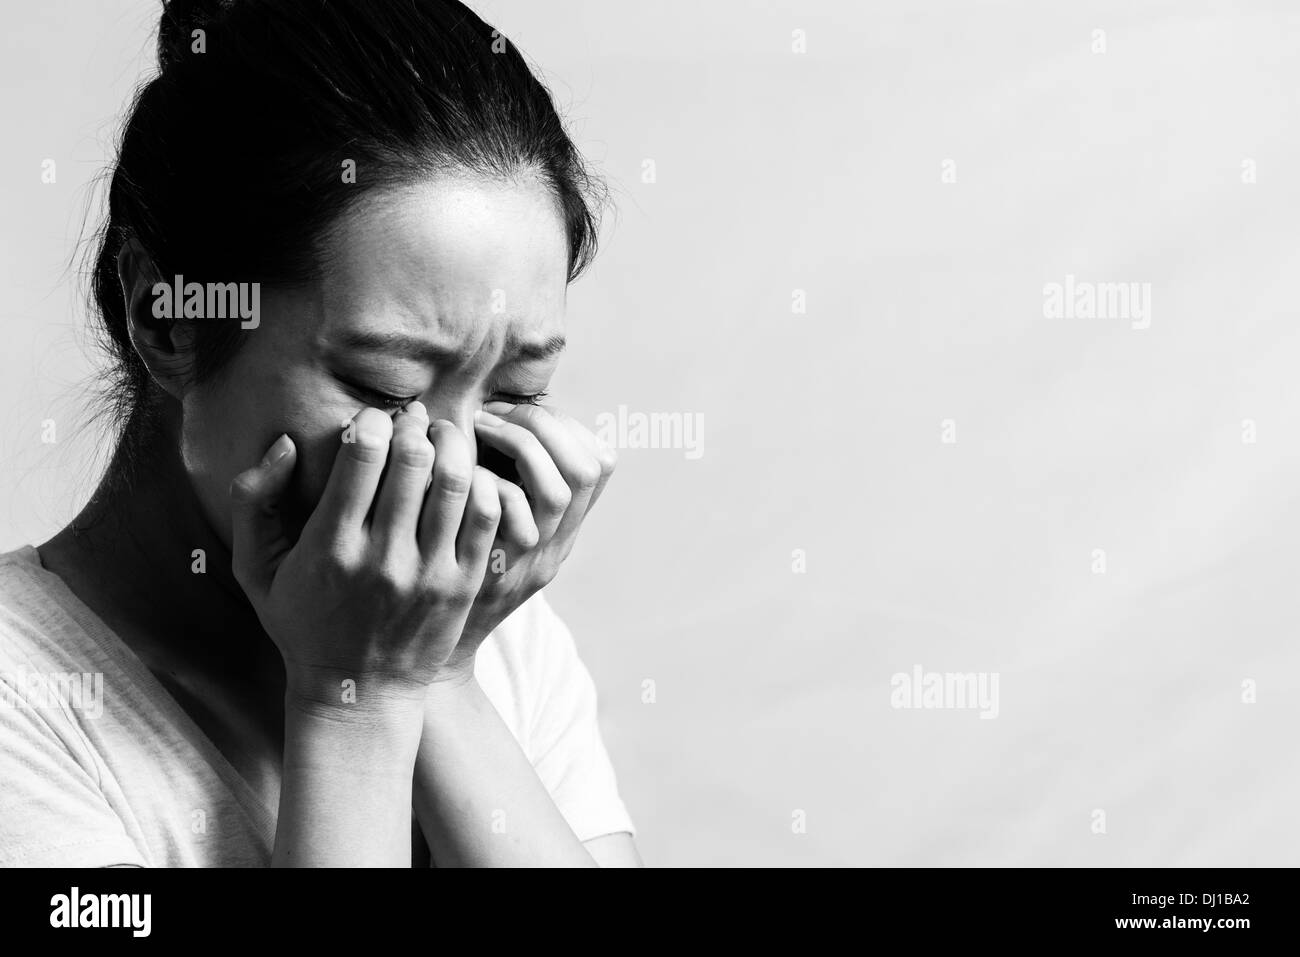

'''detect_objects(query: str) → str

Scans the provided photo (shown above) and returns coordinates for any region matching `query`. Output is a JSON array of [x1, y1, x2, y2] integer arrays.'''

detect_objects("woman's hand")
[[407, 400, 616, 867], [441, 401, 616, 673], [228, 401, 503, 705]]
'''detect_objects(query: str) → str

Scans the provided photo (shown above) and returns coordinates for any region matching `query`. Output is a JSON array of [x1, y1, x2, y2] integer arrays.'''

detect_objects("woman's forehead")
[[251, 176, 566, 367], [326, 176, 568, 287], [316, 177, 567, 333]]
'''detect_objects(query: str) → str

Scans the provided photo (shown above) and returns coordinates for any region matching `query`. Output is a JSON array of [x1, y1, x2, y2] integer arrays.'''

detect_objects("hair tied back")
[[158, 0, 233, 71]]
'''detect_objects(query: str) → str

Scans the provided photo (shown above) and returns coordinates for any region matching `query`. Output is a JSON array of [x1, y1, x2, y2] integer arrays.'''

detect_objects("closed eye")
[[491, 391, 549, 406], [336, 376, 419, 412]]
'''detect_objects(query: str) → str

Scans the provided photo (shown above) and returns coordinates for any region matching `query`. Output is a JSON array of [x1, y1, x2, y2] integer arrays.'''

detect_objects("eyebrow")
[[333, 330, 566, 364], [512, 333, 567, 361]]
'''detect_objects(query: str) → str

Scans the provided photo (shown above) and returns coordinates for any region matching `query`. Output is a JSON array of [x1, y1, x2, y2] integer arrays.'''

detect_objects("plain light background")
[[3, 0, 1299, 866]]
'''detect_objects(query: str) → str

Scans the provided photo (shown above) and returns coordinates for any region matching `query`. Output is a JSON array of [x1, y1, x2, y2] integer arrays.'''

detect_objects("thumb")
[[229, 433, 297, 599]]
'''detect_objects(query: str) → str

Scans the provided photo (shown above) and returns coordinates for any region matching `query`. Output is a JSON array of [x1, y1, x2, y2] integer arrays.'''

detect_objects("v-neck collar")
[[16, 544, 279, 845]]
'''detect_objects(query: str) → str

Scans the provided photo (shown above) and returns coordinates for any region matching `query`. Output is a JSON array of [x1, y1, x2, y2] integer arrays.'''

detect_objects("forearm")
[[413, 674, 596, 867], [273, 682, 426, 867]]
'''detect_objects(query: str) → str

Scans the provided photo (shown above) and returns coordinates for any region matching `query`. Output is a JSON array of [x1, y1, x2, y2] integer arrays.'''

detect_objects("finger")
[[472, 409, 570, 542], [544, 407, 617, 521], [229, 433, 298, 598], [483, 404, 600, 546], [309, 408, 394, 540], [419, 419, 474, 560], [370, 401, 433, 549], [456, 466, 502, 570], [492, 475, 538, 555], [586, 433, 617, 514]]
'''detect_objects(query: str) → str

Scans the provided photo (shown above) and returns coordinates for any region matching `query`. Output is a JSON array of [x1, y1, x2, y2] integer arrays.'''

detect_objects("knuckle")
[[374, 553, 416, 592], [389, 434, 434, 469], [471, 505, 502, 531], [497, 485, 525, 512], [504, 495, 530, 521], [570, 459, 602, 491], [435, 466, 472, 496], [544, 484, 572, 512], [348, 427, 391, 463], [597, 444, 618, 474], [470, 478, 502, 522], [229, 473, 260, 505], [323, 539, 361, 572]]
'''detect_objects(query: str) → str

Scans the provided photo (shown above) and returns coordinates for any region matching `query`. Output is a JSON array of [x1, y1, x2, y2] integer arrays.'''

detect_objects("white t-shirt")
[[0, 544, 634, 866]]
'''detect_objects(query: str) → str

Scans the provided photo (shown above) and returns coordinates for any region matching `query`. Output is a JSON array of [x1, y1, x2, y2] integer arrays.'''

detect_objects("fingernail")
[[261, 433, 292, 467], [475, 410, 505, 427], [427, 418, 465, 437], [482, 400, 515, 417], [402, 400, 428, 419]]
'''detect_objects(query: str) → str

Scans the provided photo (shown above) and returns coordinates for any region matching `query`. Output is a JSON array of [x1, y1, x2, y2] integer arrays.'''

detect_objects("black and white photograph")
[[0, 0, 1292, 927]]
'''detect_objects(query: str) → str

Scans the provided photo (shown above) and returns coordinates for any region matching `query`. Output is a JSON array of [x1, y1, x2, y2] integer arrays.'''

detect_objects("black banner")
[[0, 867, 1275, 944]]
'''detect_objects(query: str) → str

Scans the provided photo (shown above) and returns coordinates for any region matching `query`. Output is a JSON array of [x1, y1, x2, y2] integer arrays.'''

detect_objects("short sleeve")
[[525, 597, 636, 843], [0, 677, 147, 867]]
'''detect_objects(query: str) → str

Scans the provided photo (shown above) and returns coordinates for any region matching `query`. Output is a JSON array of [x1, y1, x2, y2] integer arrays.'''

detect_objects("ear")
[[118, 238, 198, 401]]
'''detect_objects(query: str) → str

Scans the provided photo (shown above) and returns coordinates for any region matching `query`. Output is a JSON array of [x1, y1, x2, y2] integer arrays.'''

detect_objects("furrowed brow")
[[510, 334, 567, 362], [333, 330, 463, 365]]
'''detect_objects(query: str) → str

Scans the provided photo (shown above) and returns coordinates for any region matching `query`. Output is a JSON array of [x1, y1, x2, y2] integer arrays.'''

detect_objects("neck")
[[39, 403, 274, 679]]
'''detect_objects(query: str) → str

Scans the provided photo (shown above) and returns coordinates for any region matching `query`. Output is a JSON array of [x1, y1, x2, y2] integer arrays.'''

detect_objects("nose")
[[420, 396, 479, 464]]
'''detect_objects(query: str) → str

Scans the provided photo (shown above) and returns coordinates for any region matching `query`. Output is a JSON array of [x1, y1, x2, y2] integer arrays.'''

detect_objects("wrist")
[[284, 662, 431, 718], [423, 667, 483, 723], [283, 682, 426, 778]]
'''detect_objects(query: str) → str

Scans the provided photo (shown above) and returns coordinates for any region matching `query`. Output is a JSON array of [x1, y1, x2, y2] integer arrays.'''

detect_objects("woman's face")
[[178, 174, 571, 547]]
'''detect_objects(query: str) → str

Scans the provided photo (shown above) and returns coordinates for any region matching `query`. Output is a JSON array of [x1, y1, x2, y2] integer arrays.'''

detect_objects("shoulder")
[[475, 592, 637, 841], [473, 591, 582, 745], [479, 590, 577, 675], [0, 547, 148, 866], [0, 545, 78, 673], [0, 544, 111, 763]]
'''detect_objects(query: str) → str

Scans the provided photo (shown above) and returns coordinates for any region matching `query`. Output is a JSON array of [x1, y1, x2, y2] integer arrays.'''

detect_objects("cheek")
[[181, 386, 280, 548], [182, 372, 361, 548], [280, 417, 349, 539]]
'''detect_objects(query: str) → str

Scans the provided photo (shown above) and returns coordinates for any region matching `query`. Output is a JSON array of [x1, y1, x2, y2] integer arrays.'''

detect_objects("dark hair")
[[87, 0, 604, 486]]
